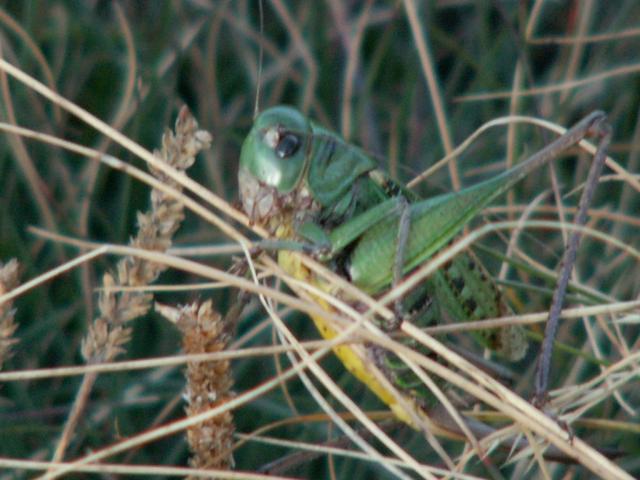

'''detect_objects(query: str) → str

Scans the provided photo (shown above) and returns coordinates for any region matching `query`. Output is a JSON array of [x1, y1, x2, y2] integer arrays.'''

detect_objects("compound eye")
[[275, 132, 301, 159]]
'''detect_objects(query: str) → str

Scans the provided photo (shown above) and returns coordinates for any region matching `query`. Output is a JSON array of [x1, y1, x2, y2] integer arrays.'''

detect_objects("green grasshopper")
[[238, 105, 608, 424]]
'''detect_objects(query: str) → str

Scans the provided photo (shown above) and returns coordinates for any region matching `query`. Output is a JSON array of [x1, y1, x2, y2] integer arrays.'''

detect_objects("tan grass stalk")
[[157, 300, 236, 472], [51, 107, 211, 464], [0, 258, 20, 368]]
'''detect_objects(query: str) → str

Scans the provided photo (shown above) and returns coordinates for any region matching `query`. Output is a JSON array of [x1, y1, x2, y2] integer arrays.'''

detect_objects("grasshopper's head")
[[239, 106, 312, 223]]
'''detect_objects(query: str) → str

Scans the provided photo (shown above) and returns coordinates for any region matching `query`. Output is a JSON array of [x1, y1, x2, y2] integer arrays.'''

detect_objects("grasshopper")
[[238, 105, 609, 433]]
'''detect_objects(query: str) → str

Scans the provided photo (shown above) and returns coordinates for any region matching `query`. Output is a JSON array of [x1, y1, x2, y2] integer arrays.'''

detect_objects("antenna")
[[253, 0, 264, 119]]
